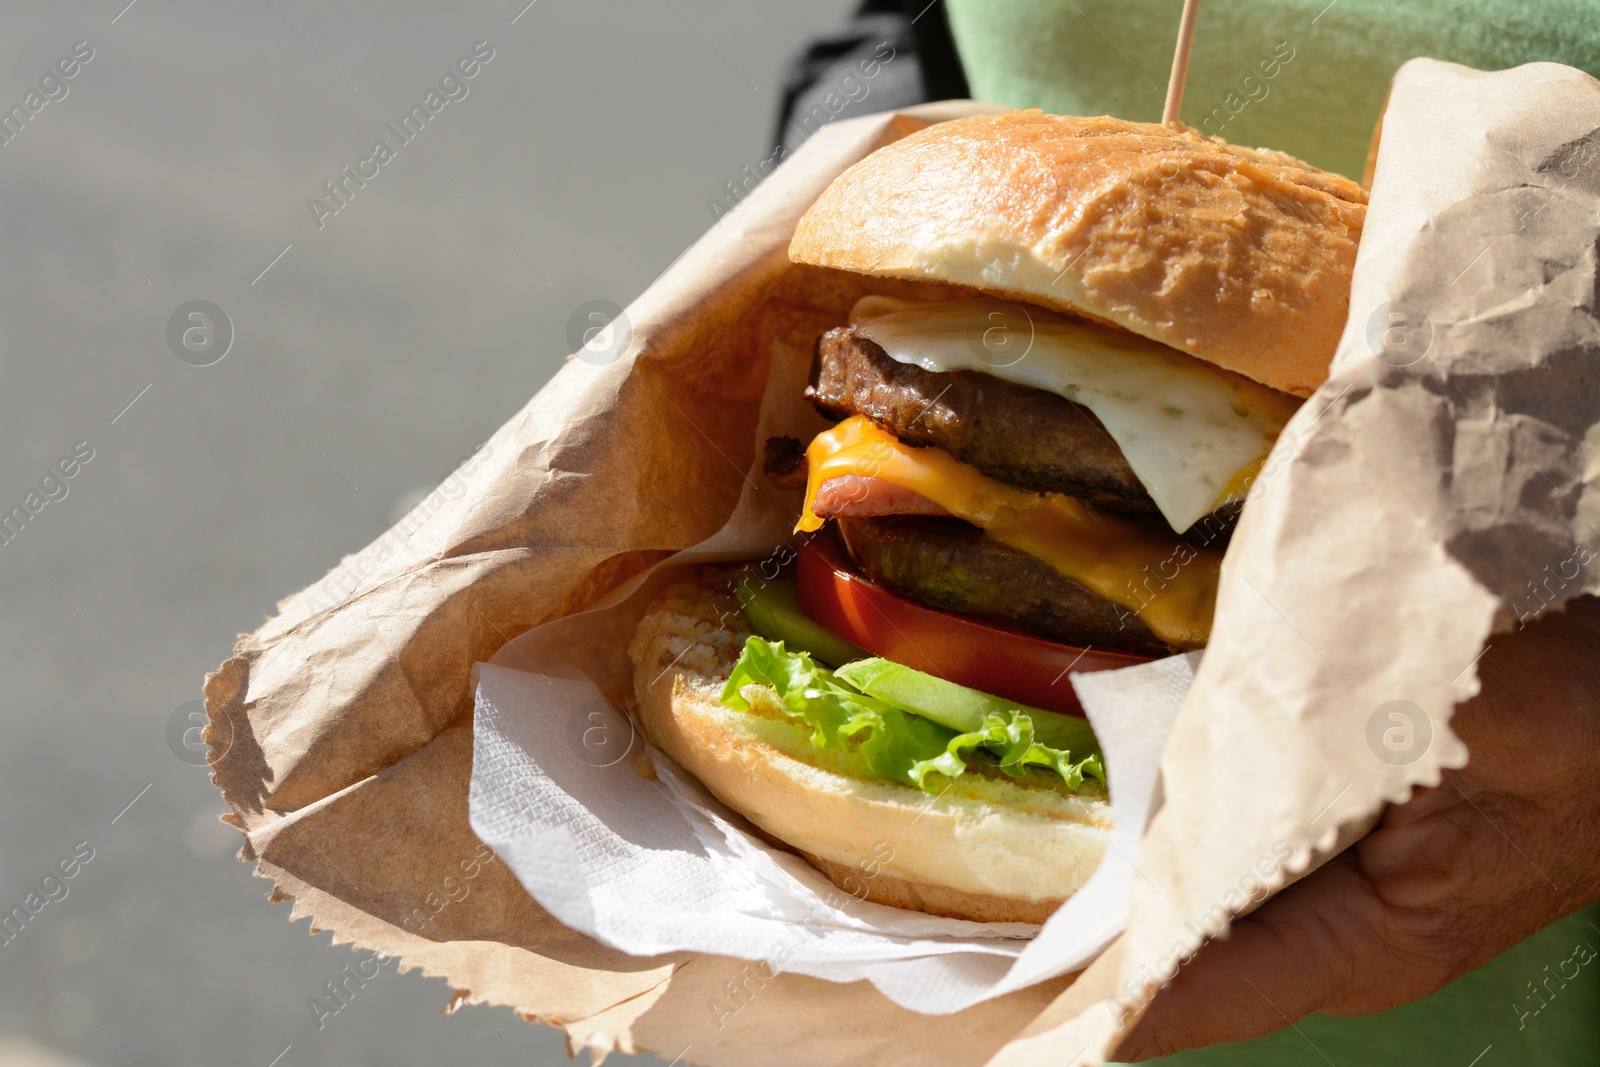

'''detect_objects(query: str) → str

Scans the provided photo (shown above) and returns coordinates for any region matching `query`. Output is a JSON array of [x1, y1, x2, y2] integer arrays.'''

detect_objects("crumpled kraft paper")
[[203, 57, 1600, 1067]]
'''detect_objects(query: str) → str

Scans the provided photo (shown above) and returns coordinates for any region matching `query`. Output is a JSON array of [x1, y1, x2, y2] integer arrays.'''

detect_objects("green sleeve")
[[944, 0, 1600, 179]]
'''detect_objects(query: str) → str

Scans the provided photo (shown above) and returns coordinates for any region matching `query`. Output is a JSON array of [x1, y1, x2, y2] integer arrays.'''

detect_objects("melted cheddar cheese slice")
[[800, 416, 1219, 648]]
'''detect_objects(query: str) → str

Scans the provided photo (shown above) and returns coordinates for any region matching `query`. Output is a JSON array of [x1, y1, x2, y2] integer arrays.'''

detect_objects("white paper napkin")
[[469, 641, 1200, 1014]]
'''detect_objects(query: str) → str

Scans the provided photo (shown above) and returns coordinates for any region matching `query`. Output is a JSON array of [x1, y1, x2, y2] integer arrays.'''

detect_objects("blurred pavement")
[[0, 2, 853, 1064]]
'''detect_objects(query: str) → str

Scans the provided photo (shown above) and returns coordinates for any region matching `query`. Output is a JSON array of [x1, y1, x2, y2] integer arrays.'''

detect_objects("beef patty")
[[807, 327, 1157, 515], [836, 516, 1171, 654]]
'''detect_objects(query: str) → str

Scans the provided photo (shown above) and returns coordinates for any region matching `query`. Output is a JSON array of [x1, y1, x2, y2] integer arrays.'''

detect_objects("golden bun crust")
[[789, 110, 1368, 397], [627, 574, 1110, 923], [800, 854, 1059, 925]]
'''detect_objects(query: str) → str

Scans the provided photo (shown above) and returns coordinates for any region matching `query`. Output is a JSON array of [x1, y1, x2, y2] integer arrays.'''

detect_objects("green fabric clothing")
[[943, 2, 1600, 1061], [944, 0, 1600, 179]]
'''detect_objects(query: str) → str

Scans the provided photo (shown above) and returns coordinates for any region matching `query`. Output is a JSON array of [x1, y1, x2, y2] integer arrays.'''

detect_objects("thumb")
[[1113, 854, 1385, 1061]]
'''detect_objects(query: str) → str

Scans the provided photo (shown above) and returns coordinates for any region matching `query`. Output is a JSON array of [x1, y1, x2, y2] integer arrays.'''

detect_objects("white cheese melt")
[[849, 296, 1299, 532]]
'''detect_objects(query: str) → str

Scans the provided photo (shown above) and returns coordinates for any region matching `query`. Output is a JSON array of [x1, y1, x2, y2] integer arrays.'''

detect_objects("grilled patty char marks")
[[836, 516, 1170, 654], [807, 327, 1156, 515]]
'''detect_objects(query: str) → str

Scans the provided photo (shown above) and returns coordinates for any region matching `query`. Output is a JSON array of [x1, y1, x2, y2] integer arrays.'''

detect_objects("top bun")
[[789, 111, 1367, 397]]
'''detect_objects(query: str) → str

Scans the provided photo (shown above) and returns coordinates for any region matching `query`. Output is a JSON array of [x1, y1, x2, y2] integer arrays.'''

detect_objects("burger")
[[628, 112, 1366, 923]]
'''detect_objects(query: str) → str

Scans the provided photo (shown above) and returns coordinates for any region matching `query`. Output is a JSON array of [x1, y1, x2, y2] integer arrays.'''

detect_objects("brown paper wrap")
[[206, 59, 1600, 1066]]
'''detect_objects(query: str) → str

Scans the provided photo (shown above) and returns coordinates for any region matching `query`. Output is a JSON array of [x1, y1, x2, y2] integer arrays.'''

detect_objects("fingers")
[[1117, 595, 1600, 1061], [1439, 596, 1600, 914], [1113, 855, 1421, 1061], [1458, 594, 1600, 786]]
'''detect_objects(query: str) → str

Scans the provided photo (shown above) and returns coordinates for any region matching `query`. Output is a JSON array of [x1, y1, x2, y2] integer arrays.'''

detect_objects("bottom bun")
[[800, 853, 1060, 925], [627, 572, 1112, 924]]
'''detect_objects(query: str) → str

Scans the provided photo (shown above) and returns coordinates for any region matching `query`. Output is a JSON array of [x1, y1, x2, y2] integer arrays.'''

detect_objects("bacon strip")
[[810, 475, 952, 521]]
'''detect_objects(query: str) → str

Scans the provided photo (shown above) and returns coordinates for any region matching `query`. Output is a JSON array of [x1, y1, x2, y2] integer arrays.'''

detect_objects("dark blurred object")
[[763, 434, 809, 488], [774, 0, 969, 155]]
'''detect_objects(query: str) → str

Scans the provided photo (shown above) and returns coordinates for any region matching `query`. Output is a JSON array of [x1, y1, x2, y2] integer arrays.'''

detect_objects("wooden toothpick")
[[1162, 0, 1201, 126]]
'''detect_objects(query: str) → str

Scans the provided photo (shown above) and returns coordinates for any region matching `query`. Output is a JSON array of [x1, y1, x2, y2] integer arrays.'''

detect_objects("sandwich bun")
[[628, 575, 1111, 925], [789, 110, 1368, 397]]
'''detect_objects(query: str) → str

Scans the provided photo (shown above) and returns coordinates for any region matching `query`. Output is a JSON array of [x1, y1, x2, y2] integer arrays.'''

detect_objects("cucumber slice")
[[835, 657, 1100, 756], [736, 577, 868, 668]]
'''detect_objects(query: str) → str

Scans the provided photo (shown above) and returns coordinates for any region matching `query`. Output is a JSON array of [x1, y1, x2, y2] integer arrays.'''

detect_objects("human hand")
[[1114, 595, 1600, 1060]]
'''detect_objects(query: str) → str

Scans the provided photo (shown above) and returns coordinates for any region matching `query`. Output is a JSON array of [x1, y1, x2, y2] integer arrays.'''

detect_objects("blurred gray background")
[[0, 2, 854, 1064]]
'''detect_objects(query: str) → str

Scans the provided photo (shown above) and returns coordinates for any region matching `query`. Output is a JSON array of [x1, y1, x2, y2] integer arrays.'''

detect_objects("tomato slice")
[[794, 532, 1155, 717]]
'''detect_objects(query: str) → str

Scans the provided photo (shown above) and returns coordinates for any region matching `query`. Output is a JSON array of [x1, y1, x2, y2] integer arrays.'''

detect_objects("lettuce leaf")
[[907, 712, 1105, 793], [719, 636, 1103, 795], [833, 657, 1103, 791], [720, 636, 954, 787]]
